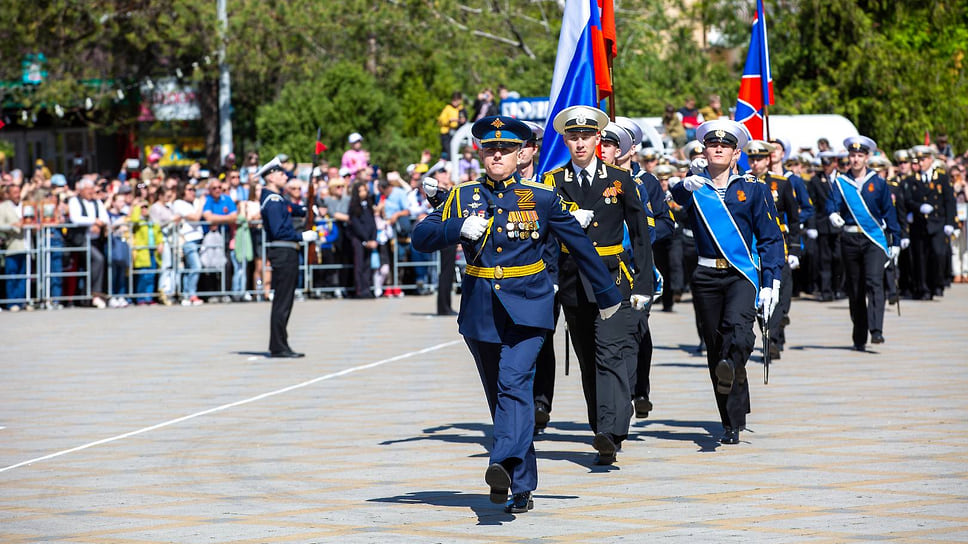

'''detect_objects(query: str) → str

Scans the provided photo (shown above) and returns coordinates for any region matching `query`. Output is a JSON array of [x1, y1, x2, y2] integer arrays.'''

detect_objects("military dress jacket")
[[904, 169, 956, 236], [670, 173, 785, 288], [808, 172, 840, 235], [825, 170, 902, 245], [411, 174, 622, 343], [759, 172, 801, 258], [543, 160, 654, 306]]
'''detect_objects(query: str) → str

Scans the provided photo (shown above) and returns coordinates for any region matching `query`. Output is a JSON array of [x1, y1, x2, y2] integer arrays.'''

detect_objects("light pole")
[[217, 0, 233, 165]]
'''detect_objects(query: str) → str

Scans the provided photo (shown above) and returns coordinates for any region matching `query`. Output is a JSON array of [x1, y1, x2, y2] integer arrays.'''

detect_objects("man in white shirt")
[[68, 178, 111, 308]]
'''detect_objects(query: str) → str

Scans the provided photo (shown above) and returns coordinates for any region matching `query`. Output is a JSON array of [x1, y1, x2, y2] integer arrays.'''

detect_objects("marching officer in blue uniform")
[[542, 106, 654, 464], [669, 120, 785, 444], [825, 136, 902, 350], [411, 116, 623, 514], [258, 157, 319, 358]]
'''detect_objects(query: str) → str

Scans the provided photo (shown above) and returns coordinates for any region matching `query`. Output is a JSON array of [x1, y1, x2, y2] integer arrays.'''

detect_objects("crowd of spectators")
[[0, 134, 460, 311]]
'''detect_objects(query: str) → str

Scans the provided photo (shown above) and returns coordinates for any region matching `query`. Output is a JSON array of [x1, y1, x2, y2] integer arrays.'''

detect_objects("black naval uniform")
[[631, 166, 675, 415], [260, 187, 307, 356], [884, 175, 909, 303], [905, 167, 956, 299], [760, 172, 800, 356], [545, 157, 654, 451], [808, 169, 843, 301]]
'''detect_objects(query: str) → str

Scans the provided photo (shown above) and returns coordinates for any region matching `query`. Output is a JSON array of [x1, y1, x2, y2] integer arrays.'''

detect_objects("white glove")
[[668, 176, 682, 186], [919, 203, 934, 215], [460, 215, 488, 241], [829, 212, 846, 228], [599, 302, 620, 320], [900, 238, 910, 249], [944, 225, 955, 236], [681, 174, 706, 192], [906, 212, 914, 224], [630, 294, 650, 311], [759, 279, 781, 320], [553, 284, 559, 294], [689, 157, 708, 175], [787, 255, 800, 270], [422, 176, 438, 198], [301, 230, 319, 242], [571, 209, 595, 229], [888, 246, 900, 266], [805, 228, 818, 240]]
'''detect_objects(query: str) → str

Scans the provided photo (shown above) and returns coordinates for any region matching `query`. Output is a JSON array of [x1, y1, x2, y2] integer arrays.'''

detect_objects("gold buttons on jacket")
[[494, 284, 501, 290], [593, 221, 599, 227], [497, 227, 503, 233], [497, 209, 504, 214], [593, 241, 599, 246], [496, 247, 503, 253], [498, 193, 504, 198]]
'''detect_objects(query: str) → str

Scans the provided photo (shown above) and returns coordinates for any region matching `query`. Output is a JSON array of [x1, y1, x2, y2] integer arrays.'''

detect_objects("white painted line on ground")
[[0, 340, 462, 474]]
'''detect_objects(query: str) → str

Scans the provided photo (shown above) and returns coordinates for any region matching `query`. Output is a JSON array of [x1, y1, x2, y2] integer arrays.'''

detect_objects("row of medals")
[[507, 221, 540, 240]]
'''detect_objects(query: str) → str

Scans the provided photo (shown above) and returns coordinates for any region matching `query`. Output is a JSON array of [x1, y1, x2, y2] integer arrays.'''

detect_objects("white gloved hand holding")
[[460, 215, 488, 241], [919, 203, 934, 215], [805, 228, 818, 240], [900, 238, 911, 249], [829, 212, 846, 228], [889, 245, 900, 266], [553, 284, 559, 294], [571, 209, 595, 229], [906, 212, 914, 224], [421, 176, 438, 198], [944, 225, 955, 236], [681, 175, 706, 192], [668, 176, 682, 186], [630, 294, 650, 311], [788, 255, 800, 270], [599, 303, 620, 320], [759, 279, 781, 320], [689, 157, 708, 175], [301, 230, 319, 242]]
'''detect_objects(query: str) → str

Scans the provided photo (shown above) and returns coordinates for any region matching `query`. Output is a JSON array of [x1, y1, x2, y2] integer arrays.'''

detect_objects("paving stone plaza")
[[2, 287, 967, 543]]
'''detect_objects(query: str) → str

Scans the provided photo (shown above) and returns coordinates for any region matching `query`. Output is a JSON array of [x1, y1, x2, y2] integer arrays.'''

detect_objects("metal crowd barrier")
[[1, 218, 445, 309]]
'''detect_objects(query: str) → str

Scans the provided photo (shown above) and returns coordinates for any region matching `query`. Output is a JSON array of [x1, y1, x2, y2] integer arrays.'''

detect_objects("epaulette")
[[458, 180, 482, 189], [521, 179, 554, 191], [767, 172, 788, 182], [544, 167, 565, 176]]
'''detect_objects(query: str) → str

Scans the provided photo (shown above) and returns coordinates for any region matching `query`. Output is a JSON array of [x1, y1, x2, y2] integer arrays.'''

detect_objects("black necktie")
[[580, 170, 590, 198]]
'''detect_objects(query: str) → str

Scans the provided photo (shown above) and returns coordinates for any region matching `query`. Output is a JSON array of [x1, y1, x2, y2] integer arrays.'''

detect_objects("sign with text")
[[139, 77, 201, 122], [500, 97, 550, 122]]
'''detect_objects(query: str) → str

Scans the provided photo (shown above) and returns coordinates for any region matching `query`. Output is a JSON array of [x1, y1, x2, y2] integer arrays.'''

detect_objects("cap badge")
[[494, 130, 502, 139], [715, 129, 726, 139], [576, 114, 587, 125], [491, 118, 505, 128]]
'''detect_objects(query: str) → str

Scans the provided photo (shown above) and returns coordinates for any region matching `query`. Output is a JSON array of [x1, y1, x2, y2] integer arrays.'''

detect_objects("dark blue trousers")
[[464, 319, 544, 495]]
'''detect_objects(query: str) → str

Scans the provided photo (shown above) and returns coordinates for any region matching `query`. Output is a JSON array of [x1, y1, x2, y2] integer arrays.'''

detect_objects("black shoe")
[[592, 432, 617, 465], [504, 491, 533, 513], [695, 339, 706, 354], [437, 309, 458, 316], [871, 332, 885, 344], [634, 396, 653, 418], [268, 350, 305, 358], [820, 293, 833, 302], [782, 315, 791, 326], [769, 344, 781, 360], [888, 295, 899, 305], [534, 404, 550, 431], [485, 463, 511, 504], [933, 288, 944, 298], [720, 427, 739, 445], [853, 344, 866, 352], [919, 293, 933, 301], [715, 359, 734, 394]]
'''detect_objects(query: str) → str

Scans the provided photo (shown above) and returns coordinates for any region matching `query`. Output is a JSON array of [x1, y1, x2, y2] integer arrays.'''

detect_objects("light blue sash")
[[692, 182, 760, 292], [835, 172, 889, 256]]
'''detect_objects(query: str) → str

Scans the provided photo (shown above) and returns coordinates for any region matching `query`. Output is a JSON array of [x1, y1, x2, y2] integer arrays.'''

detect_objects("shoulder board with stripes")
[[521, 179, 553, 191]]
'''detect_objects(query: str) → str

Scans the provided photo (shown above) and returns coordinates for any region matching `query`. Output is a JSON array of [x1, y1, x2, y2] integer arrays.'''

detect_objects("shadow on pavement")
[[367, 491, 517, 524], [630, 419, 723, 452]]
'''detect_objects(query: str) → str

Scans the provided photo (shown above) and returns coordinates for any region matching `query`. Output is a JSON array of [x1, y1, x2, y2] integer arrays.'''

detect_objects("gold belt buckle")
[[494, 265, 504, 279], [716, 259, 729, 269]]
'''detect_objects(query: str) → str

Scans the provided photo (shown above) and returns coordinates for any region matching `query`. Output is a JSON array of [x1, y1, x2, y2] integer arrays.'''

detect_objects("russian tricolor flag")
[[734, 0, 774, 141], [538, 0, 613, 175]]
